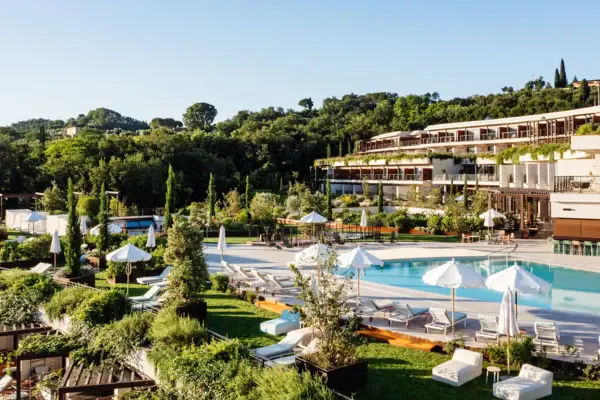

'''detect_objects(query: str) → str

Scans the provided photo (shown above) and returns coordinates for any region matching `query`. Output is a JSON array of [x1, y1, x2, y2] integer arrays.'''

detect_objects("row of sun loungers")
[[220, 261, 300, 295]]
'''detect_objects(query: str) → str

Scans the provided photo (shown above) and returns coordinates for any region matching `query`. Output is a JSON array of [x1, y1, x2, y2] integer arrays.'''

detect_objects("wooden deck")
[[358, 326, 438, 352]]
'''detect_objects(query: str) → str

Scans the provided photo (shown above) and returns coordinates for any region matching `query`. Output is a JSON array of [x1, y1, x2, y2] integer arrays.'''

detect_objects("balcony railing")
[[554, 176, 600, 193], [433, 173, 499, 182], [331, 174, 425, 181]]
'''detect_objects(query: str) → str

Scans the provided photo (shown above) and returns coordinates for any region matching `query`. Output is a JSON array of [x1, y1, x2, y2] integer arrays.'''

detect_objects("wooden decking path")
[[255, 300, 292, 314], [358, 327, 438, 352]]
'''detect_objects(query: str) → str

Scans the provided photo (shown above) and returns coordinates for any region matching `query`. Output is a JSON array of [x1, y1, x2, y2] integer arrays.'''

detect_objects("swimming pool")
[[350, 258, 600, 315]]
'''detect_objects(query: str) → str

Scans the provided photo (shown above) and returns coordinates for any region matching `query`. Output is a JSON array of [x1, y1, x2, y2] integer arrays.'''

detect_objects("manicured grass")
[[199, 291, 600, 399], [203, 236, 259, 244], [94, 271, 150, 297], [202, 290, 280, 348], [393, 233, 460, 243]]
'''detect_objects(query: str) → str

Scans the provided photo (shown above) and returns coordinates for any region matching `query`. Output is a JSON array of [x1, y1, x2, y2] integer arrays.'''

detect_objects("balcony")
[[554, 176, 600, 193], [330, 173, 426, 182], [433, 173, 499, 182]]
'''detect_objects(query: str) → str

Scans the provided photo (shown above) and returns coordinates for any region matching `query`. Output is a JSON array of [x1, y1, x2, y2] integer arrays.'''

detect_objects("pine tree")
[[326, 144, 331, 159], [38, 125, 46, 146], [554, 69, 561, 88], [64, 179, 81, 277], [207, 173, 215, 218], [97, 183, 109, 252], [325, 176, 332, 220], [245, 176, 251, 210], [578, 79, 591, 103], [559, 58, 567, 88], [338, 141, 343, 157], [463, 174, 468, 209], [164, 165, 175, 230], [347, 141, 351, 155], [377, 181, 384, 213]]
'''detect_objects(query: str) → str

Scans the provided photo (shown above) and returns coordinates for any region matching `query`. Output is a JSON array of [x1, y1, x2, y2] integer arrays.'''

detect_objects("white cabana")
[[49, 230, 61, 268], [217, 225, 227, 261], [146, 225, 156, 248], [24, 211, 46, 234], [338, 246, 383, 305], [300, 211, 328, 242], [499, 290, 520, 374], [422, 258, 485, 337], [106, 244, 152, 294], [90, 223, 122, 235], [45, 214, 68, 236], [486, 263, 551, 318]]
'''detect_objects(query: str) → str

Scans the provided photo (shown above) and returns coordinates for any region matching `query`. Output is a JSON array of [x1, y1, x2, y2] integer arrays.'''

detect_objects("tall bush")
[[73, 290, 131, 325], [64, 178, 82, 277], [164, 164, 175, 230], [96, 183, 109, 252]]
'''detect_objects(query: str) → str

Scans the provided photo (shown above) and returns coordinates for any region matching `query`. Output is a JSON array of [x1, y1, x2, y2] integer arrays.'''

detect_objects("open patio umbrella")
[[90, 223, 122, 235], [146, 225, 156, 248], [486, 262, 551, 318], [337, 246, 383, 306], [360, 209, 368, 239], [499, 290, 520, 375], [294, 242, 332, 266], [49, 229, 61, 269], [454, 195, 464, 202], [106, 243, 152, 294], [479, 209, 506, 232], [422, 258, 485, 337], [24, 211, 45, 234], [300, 211, 328, 243], [217, 225, 227, 261]]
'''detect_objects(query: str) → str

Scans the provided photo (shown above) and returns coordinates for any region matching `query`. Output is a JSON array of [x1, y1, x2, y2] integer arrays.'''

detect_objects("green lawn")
[[200, 291, 600, 399], [203, 236, 259, 244], [202, 290, 280, 348], [94, 271, 150, 297], [393, 233, 460, 243]]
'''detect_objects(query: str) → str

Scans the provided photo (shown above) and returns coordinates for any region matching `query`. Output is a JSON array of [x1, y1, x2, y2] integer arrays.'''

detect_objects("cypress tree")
[[463, 174, 468, 209], [554, 69, 561, 88], [572, 75, 578, 83], [279, 177, 283, 195], [338, 141, 343, 157], [38, 125, 46, 146], [325, 176, 332, 220], [475, 176, 479, 192], [64, 179, 81, 277], [377, 181, 384, 213], [207, 173, 215, 218], [326, 144, 331, 159], [164, 165, 175, 230], [353, 141, 360, 154], [245, 176, 251, 210], [578, 79, 590, 103], [449, 178, 454, 197], [97, 183, 109, 252], [559, 58, 567, 87], [347, 141, 351, 155]]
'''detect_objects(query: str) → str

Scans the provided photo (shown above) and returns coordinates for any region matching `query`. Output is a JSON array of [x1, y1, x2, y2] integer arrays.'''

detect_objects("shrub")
[[209, 273, 230, 293], [106, 261, 126, 279], [73, 290, 131, 325], [254, 367, 335, 400], [0, 241, 18, 262], [149, 307, 206, 348], [44, 287, 93, 320], [443, 336, 465, 354], [485, 336, 535, 369], [0, 274, 57, 325], [245, 290, 257, 304], [14, 332, 82, 357], [426, 214, 443, 234]]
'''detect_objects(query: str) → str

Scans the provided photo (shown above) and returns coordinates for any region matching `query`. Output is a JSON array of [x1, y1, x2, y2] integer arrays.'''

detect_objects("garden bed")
[[296, 357, 368, 393]]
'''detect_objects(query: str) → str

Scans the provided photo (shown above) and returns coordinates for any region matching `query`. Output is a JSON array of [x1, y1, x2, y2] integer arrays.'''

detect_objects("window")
[[487, 145, 495, 152], [509, 174, 514, 183], [467, 147, 476, 153], [523, 174, 527, 184]]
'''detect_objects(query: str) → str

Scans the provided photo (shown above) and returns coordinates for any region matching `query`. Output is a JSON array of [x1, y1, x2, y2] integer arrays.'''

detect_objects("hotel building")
[[315, 105, 600, 233]]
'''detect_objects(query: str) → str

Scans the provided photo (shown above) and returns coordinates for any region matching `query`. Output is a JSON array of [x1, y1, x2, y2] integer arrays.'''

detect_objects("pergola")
[[488, 188, 551, 231], [58, 362, 155, 399]]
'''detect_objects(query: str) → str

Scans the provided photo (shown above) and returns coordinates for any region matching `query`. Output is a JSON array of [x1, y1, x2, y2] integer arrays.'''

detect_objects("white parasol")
[[106, 244, 152, 294], [337, 246, 383, 305]]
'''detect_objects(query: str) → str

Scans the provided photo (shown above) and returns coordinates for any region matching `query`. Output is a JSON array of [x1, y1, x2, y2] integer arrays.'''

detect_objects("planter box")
[[296, 357, 368, 393], [444, 232, 458, 237], [408, 229, 429, 235], [86, 255, 106, 269], [107, 270, 141, 284], [176, 301, 207, 324]]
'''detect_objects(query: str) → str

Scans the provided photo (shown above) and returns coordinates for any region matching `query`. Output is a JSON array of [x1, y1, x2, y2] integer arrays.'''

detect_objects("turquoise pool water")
[[347, 258, 600, 315]]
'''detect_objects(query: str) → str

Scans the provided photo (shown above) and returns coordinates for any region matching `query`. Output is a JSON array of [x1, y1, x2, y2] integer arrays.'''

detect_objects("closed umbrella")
[[146, 225, 156, 248], [90, 223, 122, 235], [360, 209, 368, 239], [479, 209, 505, 232], [106, 244, 152, 294], [486, 262, 551, 318], [498, 290, 520, 375], [80, 218, 88, 235], [422, 258, 485, 337], [49, 230, 61, 269], [338, 246, 383, 305], [300, 211, 328, 243], [24, 211, 45, 234], [217, 225, 227, 261]]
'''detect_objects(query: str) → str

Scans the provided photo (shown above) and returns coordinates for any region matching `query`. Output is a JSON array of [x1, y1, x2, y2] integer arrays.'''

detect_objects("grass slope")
[[94, 271, 149, 297]]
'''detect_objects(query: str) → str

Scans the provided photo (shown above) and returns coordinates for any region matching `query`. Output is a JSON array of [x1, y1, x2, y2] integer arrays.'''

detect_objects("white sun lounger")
[[353, 298, 395, 322], [493, 364, 553, 399], [475, 314, 499, 342], [31, 262, 53, 274], [386, 301, 429, 329], [136, 266, 172, 285], [268, 338, 321, 366], [432, 348, 482, 387], [231, 264, 255, 280], [425, 308, 467, 335], [534, 321, 560, 353], [129, 285, 161, 303], [253, 327, 318, 359], [0, 374, 13, 392], [265, 274, 299, 294]]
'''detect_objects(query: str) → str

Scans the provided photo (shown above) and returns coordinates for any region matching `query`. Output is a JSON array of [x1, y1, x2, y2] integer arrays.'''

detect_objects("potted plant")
[[290, 253, 368, 393], [163, 217, 208, 324], [34, 370, 62, 400]]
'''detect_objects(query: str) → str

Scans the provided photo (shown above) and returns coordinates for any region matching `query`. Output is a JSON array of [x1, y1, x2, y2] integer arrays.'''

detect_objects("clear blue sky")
[[1, 0, 599, 126]]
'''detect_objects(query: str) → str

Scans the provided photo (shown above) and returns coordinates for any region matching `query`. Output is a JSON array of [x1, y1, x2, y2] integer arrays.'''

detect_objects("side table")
[[486, 366, 501, 384]]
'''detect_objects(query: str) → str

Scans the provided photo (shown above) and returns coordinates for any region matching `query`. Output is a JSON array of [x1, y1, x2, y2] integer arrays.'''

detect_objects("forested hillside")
[[0, 76, 598, 212]]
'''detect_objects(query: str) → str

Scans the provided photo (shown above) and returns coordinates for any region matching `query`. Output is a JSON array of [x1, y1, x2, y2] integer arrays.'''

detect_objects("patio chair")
[[386, 301, 429, 329], [552, 239, 562, 254], [534, 321, 560, 353], [354, 298, 395, 322], [129, 285, 161, 304], [470, 232, 482, 243], [561, 240, 571, 255], [493, 364, 552, 399], [30, 262, 53, 274], [260, 310, 301, 335], [136, 266, 172, 285], [432, 348, 482, 387], [584, 241, 594, 256], [475, 314, 499, 342], [425, 308, 467, 335], [252, 327, 319, 359]]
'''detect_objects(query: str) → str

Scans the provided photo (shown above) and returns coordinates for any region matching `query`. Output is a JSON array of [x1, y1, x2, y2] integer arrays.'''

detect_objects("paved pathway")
[[204, 240, 600, 362]]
